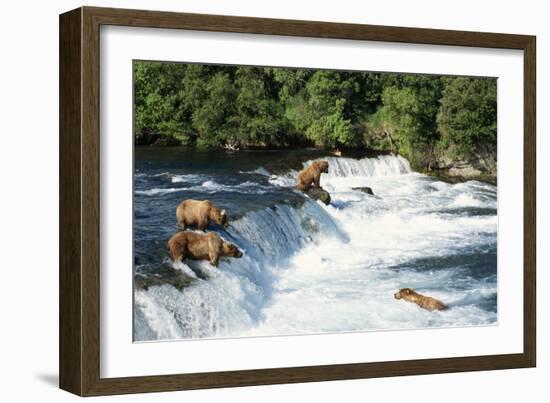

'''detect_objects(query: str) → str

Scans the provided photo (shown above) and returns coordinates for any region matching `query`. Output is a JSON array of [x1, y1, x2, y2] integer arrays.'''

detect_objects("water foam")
[[134, 154, 497, 340], [323, 154, 412, 178], [135, 180, 270, 196], [134, 199, 347, 340], [268, 154, 412, 189]]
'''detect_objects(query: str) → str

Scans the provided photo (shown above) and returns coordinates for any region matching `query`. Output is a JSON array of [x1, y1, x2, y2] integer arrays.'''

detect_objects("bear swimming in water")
[[394, 288, 447, 311]]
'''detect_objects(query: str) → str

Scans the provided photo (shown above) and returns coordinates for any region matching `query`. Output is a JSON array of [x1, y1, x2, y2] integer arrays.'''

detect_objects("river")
[[133, 147, 497, 341]]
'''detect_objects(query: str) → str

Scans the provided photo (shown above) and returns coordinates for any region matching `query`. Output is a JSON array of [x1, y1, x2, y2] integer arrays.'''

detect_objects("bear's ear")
[[405, 289, 411, 294], [221, 209, 226, 216]]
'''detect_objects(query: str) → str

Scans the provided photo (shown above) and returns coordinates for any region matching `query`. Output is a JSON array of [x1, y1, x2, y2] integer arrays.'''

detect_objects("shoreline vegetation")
[[134, 61, 497, 183]]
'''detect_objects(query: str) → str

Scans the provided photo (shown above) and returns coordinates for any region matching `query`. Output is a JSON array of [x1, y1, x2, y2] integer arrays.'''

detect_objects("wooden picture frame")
[[59, 6, 536, 396]]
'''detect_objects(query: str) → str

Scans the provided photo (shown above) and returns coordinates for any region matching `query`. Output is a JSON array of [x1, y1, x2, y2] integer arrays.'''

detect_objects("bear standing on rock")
[[176, 199, 228, 231], [295, 160, 331, 205], [167, 231, 242, 267], [296, 160, 329, 191]]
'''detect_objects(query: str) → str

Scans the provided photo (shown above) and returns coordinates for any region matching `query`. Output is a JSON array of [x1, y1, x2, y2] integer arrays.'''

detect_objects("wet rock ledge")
[[305, 187, 331, 205]]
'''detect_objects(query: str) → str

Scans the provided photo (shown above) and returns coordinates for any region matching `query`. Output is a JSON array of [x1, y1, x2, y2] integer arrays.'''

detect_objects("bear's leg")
[[208, 245, 219, 266], [207, 234, 221, 266], [209, 254, 219, 267], [198, 218, 208, 232], [169, 236, 187, 262], [314, 173, 321, 188], [168, 244, 184, 262]]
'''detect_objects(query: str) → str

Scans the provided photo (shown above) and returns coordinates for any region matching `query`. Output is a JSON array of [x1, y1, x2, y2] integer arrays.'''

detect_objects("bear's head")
[[210, 207, 229, 228], [394, 288, 414, 300], [317, 160, 329, 174], [222, 241, 243, 258]]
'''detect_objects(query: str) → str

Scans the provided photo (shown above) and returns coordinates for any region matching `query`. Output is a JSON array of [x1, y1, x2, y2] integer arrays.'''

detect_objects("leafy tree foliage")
[[134, 62, 189, 140], [134, 61, 497, 168], [437, 77, 497, 157], [380, 75, 443, 167]]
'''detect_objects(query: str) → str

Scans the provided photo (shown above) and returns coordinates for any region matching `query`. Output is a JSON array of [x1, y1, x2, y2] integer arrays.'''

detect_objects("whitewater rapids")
[[133, 152, 497, 341]]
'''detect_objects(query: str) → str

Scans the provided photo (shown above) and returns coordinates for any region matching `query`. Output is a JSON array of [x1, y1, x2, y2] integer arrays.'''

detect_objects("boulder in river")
[[352, 186, 374, 195], [134, 265, 196, 291], [305, 186, 331, 205]]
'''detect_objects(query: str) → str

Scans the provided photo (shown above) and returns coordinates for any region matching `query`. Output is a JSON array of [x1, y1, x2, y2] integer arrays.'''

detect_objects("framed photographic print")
[[59, 6, 536, 396]]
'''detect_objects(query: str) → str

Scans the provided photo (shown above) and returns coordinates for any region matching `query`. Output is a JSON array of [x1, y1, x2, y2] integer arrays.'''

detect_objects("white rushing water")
[[134, 154, 497, 341]]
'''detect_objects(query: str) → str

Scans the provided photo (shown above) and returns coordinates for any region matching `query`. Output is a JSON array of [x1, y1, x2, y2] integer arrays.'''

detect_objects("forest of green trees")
[[134, 61, 497, 171]]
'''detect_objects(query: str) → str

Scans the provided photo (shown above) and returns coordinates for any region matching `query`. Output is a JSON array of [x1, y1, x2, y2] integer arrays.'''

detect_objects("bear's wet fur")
[[167, 231, 242, 267], [394, 288, 447, 311]]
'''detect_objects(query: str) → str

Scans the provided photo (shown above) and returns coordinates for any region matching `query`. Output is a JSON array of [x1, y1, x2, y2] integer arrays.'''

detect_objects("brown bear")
[[394, 288, 447, 311], [167, 231, 242, 267], [296, 160, 329, 191], [176, 199, 228, 231]]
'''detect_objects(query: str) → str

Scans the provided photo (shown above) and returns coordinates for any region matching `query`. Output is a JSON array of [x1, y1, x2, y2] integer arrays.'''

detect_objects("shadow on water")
[[386, 245, 497, 280]]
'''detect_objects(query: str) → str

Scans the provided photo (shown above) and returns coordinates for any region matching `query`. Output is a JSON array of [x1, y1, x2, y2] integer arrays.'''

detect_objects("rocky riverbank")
[[430, 151, 497, 184]]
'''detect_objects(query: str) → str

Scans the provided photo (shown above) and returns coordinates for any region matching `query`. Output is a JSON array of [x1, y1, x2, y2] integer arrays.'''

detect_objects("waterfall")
[[134, 152, 497, 341], [134, 199, 348, 341], [319, 155, 412, 178]]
